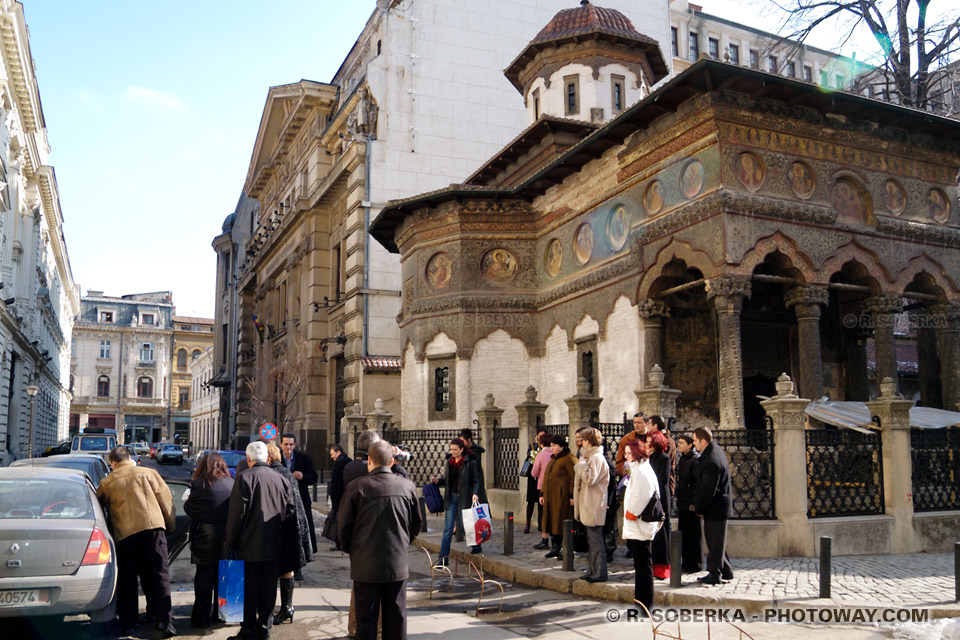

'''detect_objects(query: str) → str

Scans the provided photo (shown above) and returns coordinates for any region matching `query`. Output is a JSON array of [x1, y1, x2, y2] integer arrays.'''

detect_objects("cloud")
[[124, 85, 188, 111]]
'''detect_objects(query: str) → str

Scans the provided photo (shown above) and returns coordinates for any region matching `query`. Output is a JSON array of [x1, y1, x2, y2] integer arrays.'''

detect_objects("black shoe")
[[273, 605, 294, 625], [606, 555, 614, 563], [329, 545, 341, 552], [722, 573, 735, 582], [545, 548, 561, 559], [294, 570, 304, 581], [533, 540, 549, 550], [156, 621, 177, 638], [190, 617, 210, 629], [698, 575, 721, 586], [469, 545, 482, 554], [584, 577, 606, 583], [139, 613, 157, 624]]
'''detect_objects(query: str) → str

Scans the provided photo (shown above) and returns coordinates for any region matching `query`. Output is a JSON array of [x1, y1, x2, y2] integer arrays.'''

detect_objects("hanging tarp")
[[804, 400, 960, 432]]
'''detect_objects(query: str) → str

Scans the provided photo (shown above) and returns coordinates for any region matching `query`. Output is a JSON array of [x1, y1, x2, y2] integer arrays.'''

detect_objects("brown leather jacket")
[[97, 460, 175, 541]]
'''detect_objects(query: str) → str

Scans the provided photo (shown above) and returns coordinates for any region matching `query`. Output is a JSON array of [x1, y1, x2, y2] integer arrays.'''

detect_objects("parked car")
[[69, 433, 117, 464], [122, 445, 141, 465], [150, 443, 161, 459], [0, 467, 117, 628], [40, 441, 71, 457], [195, 449, 246, 477], [157, 444, 183, 466], [11, 454, 111, 489]]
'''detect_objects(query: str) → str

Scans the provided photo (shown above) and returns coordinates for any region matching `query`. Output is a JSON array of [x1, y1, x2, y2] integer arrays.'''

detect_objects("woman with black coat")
[[267, 443, 315, 625], [184, 452, 234, 629], [646, 430, 672, 581], [431, 438, 483, 565]]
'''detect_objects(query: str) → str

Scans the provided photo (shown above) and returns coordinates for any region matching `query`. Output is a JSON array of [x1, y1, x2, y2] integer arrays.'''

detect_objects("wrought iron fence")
[[493, 427, 519, 490], [911, 427, 960, 512], [383, 428, 476, 487], [806, 428, 884, 517], [597, 421, 630, 467], [543, 424, 569, 439], [713, 428, 775, 519]]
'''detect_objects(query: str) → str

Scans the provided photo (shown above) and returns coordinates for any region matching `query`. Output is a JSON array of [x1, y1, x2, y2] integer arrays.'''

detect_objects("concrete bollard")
[[563, 519, 575, 571], [820, 536, 832, 599], [419, 497, 429, 533], [670, 529, 682, 588], [504, 510, 514, 556]]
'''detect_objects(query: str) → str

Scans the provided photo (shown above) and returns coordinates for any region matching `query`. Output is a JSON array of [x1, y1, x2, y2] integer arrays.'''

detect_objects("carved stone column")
[[866, 377, 919, 553], [474, 393, 504, 493], [564, 377, 602, 444], [912, 309, 943, 409], [759, 374, 812, 556], [705, 276, 751, 430], [863, 295, 903, 393], [785, 286, 829, 402], [637, 299, 670, 390], [930, 303, 960, 411], [515, 386, 547, 506], [341, 404, 366, 459], [634, 364, 680, 421]]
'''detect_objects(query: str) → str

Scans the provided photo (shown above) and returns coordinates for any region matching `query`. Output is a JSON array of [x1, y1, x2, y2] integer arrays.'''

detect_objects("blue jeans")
[[439, 492, 460, 559]]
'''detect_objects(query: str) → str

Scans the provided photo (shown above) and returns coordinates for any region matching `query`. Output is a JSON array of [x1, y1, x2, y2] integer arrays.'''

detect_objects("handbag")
[[461, 499, 493, 545], [640, 492, 665, 523], [321, 513, 338, 542], [520, 459, 533, 478]]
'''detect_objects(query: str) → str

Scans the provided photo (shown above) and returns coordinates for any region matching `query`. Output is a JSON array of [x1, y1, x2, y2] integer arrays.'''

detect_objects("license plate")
[[0, 589, 50, 607]]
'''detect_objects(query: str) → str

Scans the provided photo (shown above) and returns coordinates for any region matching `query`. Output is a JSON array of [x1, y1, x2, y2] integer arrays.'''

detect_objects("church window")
[[575, 336, 599, 397], [611, 76, 625, 113], [428, 355, 456, 420], [434, 367, 450, 412], [564, 75, 580, 115]]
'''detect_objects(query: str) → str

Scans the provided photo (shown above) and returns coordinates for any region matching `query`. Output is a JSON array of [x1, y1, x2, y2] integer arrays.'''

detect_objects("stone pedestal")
[[341, 404, 366, 459], [759, 373, 812, 556], [866, 377, 919, 553], [516, 384, 547, 464], [475, 393, 504, 493], [637, 300, 669, 390], [705, 277, 751, 429], [365, 397, 393, 433], [864, 295, 903, 394], [633, 364, 680, 421], [564, 378, 602, 444], [785, 286, 828, 401]]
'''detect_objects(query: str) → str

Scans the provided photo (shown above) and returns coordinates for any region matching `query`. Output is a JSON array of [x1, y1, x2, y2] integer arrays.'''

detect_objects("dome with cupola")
[[505, 0, 668, 125]]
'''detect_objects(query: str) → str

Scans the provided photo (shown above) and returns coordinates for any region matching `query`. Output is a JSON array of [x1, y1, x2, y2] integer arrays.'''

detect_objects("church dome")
[[532, 0, 643, 44], [222, 212, 236, 233]]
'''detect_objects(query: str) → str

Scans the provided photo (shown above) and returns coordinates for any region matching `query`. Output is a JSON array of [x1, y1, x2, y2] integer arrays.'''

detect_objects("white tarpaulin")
[[804, 400, 960, 432]]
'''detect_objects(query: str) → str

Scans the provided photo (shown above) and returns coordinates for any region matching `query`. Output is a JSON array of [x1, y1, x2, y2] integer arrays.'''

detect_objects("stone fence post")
[[866, 377, 918, 553], [516, 385, 547, 503], [475, 393, 503, 493], [564, 377, 602, 445], [365, 397, 393, 434], [634, 364, 680, 422], [759, 373, 812, 556]]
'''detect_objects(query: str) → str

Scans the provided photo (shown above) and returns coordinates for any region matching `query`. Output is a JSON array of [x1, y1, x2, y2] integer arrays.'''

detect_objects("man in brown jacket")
[[97, 445, 176, 637]]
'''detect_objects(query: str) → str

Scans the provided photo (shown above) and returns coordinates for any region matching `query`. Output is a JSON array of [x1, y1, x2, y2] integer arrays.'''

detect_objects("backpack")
[[422, 483, 444, 514]]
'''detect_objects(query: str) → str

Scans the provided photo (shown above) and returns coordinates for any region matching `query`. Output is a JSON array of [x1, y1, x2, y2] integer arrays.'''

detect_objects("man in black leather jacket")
[[693, 427, 734, 585]]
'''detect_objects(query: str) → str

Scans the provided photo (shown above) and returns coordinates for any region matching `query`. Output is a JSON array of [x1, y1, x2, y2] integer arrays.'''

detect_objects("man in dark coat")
[[338, 441, 422, 640], [692, 426, 734, 586], [224, 441, 295, 639], [327, 444, 351, 551], [280, 433, 318, 554], [675, 434, 702, 573]]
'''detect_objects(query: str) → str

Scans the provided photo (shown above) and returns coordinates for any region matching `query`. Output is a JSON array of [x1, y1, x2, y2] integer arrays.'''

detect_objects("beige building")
[[188, 346, 218, 451], [170, 315, 214, 444]]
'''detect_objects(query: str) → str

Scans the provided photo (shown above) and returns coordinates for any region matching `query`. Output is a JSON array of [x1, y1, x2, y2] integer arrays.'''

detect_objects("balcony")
[[137, 359, 156, 368]]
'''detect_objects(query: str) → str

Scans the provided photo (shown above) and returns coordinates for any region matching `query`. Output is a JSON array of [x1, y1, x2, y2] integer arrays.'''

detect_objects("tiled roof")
[[174, 315, 215, 324], [532, 1, 653, 46], [361, 356, 402, 372]]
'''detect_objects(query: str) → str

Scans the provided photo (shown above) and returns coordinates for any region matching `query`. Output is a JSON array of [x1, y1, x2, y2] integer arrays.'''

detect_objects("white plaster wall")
[[573, 314, 600, 341], [598, 296, 641, 422], [400, 343, 427, 428], [468, 329, 533, 427], [539, 324, 576, 425], [528, 62, 647, 124]]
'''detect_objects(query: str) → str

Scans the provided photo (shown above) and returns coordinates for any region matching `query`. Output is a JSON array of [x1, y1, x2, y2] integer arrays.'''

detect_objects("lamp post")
[[25, 385, 39, 458]]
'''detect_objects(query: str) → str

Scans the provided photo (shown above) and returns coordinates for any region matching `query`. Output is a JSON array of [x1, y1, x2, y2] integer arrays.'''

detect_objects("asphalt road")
[[142, 454, 193, 480]]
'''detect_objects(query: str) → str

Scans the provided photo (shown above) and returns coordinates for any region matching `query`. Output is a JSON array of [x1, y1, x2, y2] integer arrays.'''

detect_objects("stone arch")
[[818, 240, 893, 288], [424, 331, 458, 357], [636, 237, 718, 301], [600, 295, 636, 336], [893, 253, 959, 298], [731, 231, 816, 281]]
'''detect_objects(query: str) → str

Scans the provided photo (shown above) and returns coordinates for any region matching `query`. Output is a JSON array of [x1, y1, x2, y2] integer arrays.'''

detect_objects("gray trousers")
[[585, 525, 607, 580]]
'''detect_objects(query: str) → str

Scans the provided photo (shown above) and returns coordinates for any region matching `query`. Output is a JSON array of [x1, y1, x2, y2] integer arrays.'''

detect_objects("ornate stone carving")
[[637, 299, 670, 320], [785, 286, 828, 400], [705, 276, 750, 429], [784, 286, 829, 314], [704, 276, 752, 302]]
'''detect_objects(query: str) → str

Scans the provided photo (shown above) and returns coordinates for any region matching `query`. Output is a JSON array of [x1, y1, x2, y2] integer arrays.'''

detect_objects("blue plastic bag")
[[218, 558, 244, 623]]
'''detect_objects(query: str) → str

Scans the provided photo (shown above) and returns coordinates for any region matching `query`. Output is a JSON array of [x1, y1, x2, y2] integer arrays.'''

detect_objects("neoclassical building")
[[371, 3, 960, 433]]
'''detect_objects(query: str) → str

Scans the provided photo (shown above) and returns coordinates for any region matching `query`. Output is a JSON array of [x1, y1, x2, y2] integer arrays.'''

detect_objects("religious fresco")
[[481, 248, 518, 283], [607, 204, 630, 251], [882, 180, 906, 215], [787, 162, 815, 199], [734, 152, 764, 191], [643, 180, 663, 215], [425, 252, 453, 289], [928, 188, 950, 222], [545, 238, 563, 278], [573, 223, 594, 265], [680, 160, 705, 198], [830, 179, 866, 225]]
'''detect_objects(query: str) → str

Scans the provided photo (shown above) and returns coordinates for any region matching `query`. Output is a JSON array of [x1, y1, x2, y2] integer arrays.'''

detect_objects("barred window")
[[434, 367, 450, 412]]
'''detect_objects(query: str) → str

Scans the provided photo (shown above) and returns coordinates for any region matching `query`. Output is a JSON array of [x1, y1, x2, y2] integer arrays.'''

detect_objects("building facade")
[[69, 292, 174, 444], [170, 315, 214, 444], [188, 346, 218, 452], [0, 0, 79, 462]]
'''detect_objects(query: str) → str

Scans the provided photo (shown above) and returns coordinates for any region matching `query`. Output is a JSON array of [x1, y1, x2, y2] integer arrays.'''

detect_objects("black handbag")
[[640, 493, 665, 523], [520, 459, 533, 477], [321, 513, 339, 542]]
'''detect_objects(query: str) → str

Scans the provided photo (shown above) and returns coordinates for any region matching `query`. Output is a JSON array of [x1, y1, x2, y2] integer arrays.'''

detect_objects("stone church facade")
[[372, 3, 960, 435]]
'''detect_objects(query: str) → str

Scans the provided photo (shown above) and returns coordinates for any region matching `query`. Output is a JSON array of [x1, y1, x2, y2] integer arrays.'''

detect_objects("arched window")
[[97, 375, 110, 397], [192, 349, 202, 361], [177, 349, 187, 368], [136, 376, 153, 398]]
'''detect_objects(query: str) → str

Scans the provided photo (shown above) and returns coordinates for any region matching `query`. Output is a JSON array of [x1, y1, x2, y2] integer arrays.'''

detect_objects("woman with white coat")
[[573, 427, 609, 583], [621, 437, 661, 614]]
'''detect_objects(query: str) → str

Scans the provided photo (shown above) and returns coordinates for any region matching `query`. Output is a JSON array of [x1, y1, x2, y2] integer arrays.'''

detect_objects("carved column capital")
[[705, 277, 751, 315], [862, 294, 903, 317], [784, 285, 829, 319], [637, 299, 670, 320]]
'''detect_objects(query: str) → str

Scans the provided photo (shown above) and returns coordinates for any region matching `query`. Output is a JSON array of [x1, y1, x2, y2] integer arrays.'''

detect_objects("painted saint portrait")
[[928, 188, 950, 222], [545, 238, 563, 278], [607, 205, 629, 251], [643, 180, 663, 215], [573, 223, 594, 265], [787, 163, 815, 199], [735, 153, 764, 191], [882, 180, 906, 215], [680, 160, 705, 199], [426, 252, 453, 289], [830, 180, 865, 225], [481, 248, 518, 283]]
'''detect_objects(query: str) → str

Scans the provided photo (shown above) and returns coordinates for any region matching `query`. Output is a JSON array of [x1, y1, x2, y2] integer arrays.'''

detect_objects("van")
[[70, 431, 117, 463]]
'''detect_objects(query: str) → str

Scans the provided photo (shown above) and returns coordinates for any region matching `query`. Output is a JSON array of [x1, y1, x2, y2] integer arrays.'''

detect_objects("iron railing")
[[493, 427, 519, 490], [383, 428, 477, 487], [713, 428, 775, 519], [806, 428, 884, 517], [911, 427, 960, 512], [543, 424, 569, 439]]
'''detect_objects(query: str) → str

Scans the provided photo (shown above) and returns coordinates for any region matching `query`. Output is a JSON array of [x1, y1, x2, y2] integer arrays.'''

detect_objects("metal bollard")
[[955, 542, 960, 603], [670, 529, 682, 588], [563, 519, 575, 571], [504, 510, 514, 556], [419, 497, 429, 534], [819, 536, 832, 599], [313, 482, 318, 503]]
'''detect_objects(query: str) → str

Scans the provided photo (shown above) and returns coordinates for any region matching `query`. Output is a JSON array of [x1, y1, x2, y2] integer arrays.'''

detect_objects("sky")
[[18, 1, 920, 318]]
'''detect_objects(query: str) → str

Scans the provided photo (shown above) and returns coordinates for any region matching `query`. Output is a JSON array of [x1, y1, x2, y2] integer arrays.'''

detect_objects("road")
[[143, 454, 193, 480]]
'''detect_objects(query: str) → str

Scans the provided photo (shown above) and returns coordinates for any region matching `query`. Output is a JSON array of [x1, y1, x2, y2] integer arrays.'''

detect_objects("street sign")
[[260, 423, 277, 440]]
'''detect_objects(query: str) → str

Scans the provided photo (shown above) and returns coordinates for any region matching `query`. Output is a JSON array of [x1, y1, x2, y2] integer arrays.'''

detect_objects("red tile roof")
[[361, 356, 402, 373], [532, 1, 652, 45]]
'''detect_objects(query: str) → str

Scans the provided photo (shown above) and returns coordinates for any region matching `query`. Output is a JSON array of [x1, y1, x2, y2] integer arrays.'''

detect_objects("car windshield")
[[78, 437, 109, 451], [162, 445, 180, 451], [36, 459, 99, 477], [219, 453, 243, 468], [0, 479, 93, 519]]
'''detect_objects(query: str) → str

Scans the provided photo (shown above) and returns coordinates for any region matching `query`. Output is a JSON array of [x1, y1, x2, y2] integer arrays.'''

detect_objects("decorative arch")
[[893, 253, 959, 297], [636, 237, 718, 301], [818, 239, 893, 286], [730, 231, 817, 281]]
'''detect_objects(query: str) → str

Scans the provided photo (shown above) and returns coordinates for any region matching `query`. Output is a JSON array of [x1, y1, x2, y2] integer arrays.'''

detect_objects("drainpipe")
[[227, 242, 239, 450], [362, 133, 373, 359], [115, 331, 123, 439]]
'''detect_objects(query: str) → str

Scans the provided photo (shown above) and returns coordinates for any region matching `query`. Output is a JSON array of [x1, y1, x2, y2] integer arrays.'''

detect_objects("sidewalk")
[[315, 497, 960, 619]]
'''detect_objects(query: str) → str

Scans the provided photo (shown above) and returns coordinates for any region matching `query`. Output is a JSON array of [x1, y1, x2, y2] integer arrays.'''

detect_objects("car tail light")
[[81, 527, 111, 566]]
